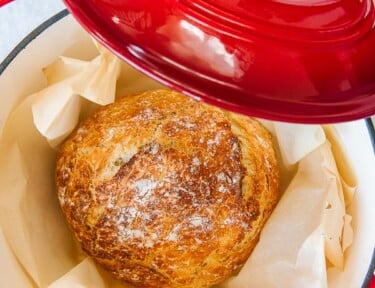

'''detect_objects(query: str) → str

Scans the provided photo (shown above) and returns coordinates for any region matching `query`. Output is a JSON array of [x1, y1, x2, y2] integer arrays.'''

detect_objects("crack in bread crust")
[[56, 89, 279, 288]]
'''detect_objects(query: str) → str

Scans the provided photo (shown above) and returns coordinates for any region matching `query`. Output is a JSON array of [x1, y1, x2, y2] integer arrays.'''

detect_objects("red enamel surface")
[[63, 0, 375, 123], [0, 0, 13, 7]]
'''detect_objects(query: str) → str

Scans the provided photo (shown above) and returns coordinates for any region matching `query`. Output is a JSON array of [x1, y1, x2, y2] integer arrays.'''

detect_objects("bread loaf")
[[56, 89, 279, 288]]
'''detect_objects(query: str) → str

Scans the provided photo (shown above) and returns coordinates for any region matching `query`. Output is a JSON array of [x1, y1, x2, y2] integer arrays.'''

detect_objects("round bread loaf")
[[56, 89, 279, 288]]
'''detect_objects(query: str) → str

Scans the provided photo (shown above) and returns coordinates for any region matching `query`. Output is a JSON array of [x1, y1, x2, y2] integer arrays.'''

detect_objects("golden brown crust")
[[56, 89, 279, 288]]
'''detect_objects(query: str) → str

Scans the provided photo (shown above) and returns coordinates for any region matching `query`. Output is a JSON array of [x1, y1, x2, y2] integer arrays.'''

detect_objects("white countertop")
[[0, 0, 374, 125], [0, 0, 65, 61]]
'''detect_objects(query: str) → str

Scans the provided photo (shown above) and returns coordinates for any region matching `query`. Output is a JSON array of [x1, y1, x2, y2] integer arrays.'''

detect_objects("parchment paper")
[[0, 39, 356, 288]]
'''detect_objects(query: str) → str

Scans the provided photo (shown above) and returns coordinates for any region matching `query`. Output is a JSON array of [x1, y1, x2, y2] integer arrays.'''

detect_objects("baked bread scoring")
[[56, 89, 279, 288]]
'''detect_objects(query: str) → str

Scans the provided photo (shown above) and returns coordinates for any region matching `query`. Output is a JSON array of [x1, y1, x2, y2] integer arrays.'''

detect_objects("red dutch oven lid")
[[63, 0, 375, 123]]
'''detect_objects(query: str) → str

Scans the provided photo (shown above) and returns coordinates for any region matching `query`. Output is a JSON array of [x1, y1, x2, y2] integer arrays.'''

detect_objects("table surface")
[[0, 0, 65, 60], [0, 0, 374, 126]]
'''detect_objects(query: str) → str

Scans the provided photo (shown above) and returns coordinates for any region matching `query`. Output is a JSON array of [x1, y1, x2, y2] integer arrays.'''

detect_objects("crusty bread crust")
[[56, 89, 279, 288]]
